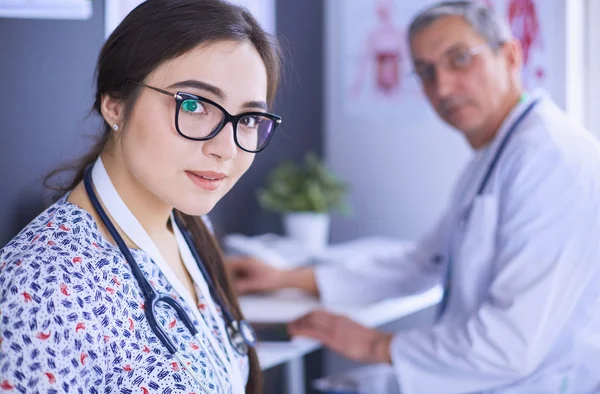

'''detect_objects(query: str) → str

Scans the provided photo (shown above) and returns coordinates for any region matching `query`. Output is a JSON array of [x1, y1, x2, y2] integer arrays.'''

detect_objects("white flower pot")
[[283, 212, 330, 251]]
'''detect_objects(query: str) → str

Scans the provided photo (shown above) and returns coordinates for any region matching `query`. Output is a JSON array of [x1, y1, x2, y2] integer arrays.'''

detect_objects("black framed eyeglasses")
[[135, 82, 282, 153]]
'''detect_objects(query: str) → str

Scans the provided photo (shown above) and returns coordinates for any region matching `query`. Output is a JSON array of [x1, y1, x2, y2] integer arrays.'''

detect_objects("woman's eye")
[[181, 100, 205, 114], [240, 116, 260, 128]]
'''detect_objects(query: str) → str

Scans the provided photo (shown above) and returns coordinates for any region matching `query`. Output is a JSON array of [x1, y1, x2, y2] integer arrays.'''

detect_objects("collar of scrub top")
[[89, 158, 245, 393], [434, 91, 542, 321]]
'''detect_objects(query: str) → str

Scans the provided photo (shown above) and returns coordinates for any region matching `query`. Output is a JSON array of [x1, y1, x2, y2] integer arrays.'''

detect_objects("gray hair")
[[408, 1, 513, 46]]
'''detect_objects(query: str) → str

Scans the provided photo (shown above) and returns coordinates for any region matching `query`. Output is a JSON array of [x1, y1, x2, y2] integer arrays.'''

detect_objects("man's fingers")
[[233, 278, 258, 295], [289, 310, 337, 337], [288, 316, 333, 344], [226, 255, 252, 269], [292, 310, 334, 325], [289, 325, 331, 344], [227, 257, 259, 278], [290, 311, 318, 327]]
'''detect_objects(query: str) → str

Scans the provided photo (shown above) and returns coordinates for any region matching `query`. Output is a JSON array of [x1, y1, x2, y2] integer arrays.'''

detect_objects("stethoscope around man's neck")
[[82, 165, 256, 385], [474, 93, 539, 195], [435, 93, 541, 320]]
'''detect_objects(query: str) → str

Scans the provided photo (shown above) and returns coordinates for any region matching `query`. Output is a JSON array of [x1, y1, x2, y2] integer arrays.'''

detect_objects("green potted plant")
[[257, 152, 349, 250]]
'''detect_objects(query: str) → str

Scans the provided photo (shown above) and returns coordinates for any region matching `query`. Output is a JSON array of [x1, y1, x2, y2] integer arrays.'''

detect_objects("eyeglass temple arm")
[[132, 81, 180, 99]]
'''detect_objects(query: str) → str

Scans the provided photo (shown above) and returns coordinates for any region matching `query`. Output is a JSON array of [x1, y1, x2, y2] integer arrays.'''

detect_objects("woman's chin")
[[173, 196, 219, 217]]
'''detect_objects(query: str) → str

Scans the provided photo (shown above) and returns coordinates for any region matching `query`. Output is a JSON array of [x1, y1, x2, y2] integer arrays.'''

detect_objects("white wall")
[[324, 0, 584, 243], [584, 0, 600, 137], [565, 0, 585, 127]]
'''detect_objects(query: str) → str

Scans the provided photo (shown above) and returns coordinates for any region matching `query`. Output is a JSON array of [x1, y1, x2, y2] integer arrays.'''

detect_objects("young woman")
[[0, 0, 282, 392]]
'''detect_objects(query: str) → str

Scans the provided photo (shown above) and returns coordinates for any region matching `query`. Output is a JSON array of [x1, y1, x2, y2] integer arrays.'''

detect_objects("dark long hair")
[[46, 0, 283, 391]]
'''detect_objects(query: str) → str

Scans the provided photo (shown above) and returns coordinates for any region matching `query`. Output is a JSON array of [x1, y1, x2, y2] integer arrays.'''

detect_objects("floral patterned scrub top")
[[0, 197, 248, 393]]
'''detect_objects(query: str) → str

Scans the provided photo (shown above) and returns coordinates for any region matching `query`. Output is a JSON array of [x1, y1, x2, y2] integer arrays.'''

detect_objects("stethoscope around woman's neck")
[[173, 212, 257, 355], [82, 164, 256, 389]]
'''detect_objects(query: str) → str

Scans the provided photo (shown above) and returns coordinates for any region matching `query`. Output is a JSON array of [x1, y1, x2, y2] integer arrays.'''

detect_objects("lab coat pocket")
[[453, 194, 499, 315]]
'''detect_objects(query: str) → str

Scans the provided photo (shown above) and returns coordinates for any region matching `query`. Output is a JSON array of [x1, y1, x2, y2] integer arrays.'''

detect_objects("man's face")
[[410, 16, 516, 139]]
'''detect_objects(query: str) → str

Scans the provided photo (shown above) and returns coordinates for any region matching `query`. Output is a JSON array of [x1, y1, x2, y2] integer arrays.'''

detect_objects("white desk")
[[240, 286, 443, 392]]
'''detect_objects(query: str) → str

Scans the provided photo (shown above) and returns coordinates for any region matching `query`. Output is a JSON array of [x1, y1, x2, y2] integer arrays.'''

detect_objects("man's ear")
[[503, 38, 523, 73], [100, 93, 125, 131]]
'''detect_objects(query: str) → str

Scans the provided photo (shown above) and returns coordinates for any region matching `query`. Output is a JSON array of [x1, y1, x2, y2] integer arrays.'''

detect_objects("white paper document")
[[0, 0, 91, 20]]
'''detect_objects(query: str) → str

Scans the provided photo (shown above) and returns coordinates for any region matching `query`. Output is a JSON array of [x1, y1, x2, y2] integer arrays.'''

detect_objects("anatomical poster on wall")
[[485, 0, 552, 91], [340, 0, 437, 118], [340, 0, 557, 118], [105, 0, 275, 39]]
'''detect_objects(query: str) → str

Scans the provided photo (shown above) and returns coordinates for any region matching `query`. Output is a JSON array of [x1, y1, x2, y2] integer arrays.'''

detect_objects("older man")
[[229, 1, 600, 392]]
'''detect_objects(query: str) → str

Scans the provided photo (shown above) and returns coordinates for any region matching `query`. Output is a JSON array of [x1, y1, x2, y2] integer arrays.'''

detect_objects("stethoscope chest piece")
[[227, 320, 257, 356]]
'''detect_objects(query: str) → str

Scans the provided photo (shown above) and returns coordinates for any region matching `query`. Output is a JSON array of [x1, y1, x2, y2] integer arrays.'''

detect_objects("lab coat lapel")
[[444, 92, 544, 319], [452, 194, 500, 317]]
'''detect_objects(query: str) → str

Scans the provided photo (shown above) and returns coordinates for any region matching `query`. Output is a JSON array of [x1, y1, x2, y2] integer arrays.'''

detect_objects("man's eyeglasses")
[[134, 82, 282, 153], [412, 43, 501, 84]]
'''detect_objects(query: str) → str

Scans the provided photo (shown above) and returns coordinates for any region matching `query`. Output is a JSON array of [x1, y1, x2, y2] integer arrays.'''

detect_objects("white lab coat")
[[315, 90, 600, 394]]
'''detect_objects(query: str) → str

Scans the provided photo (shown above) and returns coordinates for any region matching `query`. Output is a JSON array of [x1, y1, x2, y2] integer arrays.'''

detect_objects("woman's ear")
[[100, 93, 125, 131]]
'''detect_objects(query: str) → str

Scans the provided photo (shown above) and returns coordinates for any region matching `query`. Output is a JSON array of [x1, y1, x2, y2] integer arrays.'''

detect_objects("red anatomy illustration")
[[351, 0, 406, 98], [483, 0, 544, 83], [508, 0, 540, 67]]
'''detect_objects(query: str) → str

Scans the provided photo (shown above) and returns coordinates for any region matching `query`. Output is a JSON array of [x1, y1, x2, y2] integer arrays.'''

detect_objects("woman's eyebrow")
[[167, 79, 268, 110], [242, 100, 268, 110], [167, 79, 227, 101]]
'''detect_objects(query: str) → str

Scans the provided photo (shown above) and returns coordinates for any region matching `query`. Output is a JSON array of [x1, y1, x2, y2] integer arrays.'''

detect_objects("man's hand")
[[288, 310, 394, 364], [226, 255, 321, 297], [225, 255, 286, 295]]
